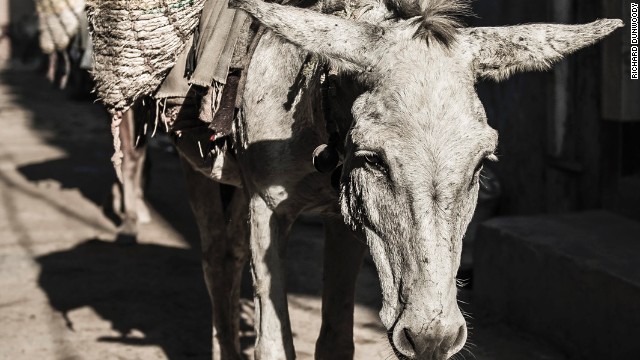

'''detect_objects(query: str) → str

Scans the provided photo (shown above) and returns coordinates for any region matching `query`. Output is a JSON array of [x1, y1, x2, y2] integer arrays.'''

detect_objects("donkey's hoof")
[[136, 200, 152, 224]]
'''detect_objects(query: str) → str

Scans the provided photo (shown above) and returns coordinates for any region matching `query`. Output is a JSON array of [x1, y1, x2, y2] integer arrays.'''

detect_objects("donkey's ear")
[[463, 19, 623, 82], [230, 0, 388, 72]]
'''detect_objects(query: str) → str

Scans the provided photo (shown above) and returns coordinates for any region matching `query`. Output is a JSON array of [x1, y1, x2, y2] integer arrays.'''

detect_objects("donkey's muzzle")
[[389, 309, 466, 359]]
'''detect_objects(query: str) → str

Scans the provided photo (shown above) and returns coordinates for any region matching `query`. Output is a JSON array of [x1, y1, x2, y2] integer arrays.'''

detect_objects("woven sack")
[[86, 0, 206, 112], [36, 0, 86, 54]]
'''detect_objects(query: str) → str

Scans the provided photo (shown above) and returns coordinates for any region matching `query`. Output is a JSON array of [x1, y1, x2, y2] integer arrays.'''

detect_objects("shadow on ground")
[[35, 238, 214, 359]]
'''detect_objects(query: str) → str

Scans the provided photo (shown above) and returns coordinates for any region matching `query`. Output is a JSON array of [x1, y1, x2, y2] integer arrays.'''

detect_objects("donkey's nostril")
[[445, 325, 468, 358], [391, 326, 417, 358], [403, 327, 417, 351]]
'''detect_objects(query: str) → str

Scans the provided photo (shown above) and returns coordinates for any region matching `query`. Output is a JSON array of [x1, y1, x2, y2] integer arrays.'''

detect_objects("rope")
[[110, 112, 124, 182]]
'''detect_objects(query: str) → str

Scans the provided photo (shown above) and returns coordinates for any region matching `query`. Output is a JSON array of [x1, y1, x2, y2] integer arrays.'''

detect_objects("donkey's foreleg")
[[46, 52, 57, 83], [220, 185, 250, 358], [116, 107, 143, 242], [131, 133, 150, 225], [181, 157, 247, 360], [248, 195, 295, 360], [59, 50, 71, 89], [316, 216, 366, 360], [203, 188, 249, 360], [115, 105, 151, 242]]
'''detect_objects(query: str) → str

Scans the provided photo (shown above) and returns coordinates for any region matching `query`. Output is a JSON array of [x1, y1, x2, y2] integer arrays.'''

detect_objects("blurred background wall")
[[1, 0, 37, 63], [472, 0, 640, 221]]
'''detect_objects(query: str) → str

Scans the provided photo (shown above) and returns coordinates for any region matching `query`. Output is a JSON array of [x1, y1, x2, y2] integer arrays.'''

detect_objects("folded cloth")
[[156, 0, 250, 100]]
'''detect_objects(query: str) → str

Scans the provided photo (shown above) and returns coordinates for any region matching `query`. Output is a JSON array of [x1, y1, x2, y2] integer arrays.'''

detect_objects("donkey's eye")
[[355, 150, 387, 173], [469, 166, 482, 191], [473, 153, 497, 178], [470, 158, 488, 189], [473, 159, 485, 177], [364, 153, 382, 166], [470, 154, 497, 189]]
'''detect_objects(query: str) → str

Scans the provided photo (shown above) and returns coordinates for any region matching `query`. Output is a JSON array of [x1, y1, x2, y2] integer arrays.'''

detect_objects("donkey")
[[178, 0, 622, 359]]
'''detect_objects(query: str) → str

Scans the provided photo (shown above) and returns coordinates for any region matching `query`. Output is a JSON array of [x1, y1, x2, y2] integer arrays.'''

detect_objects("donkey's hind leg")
[[316, 216, 367, 360], [181, 156, 248, 360]]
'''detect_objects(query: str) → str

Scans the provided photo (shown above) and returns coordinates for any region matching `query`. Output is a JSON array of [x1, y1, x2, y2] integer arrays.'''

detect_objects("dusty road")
[[0, 66, 566, 360]]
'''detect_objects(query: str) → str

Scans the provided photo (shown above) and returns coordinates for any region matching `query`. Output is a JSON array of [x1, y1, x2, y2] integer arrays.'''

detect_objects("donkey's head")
[[231, 0, 622, 358]]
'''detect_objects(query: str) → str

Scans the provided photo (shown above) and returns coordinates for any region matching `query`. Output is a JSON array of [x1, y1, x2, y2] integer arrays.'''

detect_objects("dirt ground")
[[0, 65, 567, 360]]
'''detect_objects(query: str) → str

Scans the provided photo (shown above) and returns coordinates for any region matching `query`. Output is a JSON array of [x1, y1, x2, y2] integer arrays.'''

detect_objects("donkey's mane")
[[398, 0, 473, 47]]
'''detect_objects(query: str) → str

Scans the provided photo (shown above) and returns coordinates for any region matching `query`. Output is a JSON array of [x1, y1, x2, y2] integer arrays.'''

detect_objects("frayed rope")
[[110, 111, 124, 183]]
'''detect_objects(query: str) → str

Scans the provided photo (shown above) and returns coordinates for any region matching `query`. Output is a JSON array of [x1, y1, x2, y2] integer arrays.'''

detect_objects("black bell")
[[312, 144, 340, 173]]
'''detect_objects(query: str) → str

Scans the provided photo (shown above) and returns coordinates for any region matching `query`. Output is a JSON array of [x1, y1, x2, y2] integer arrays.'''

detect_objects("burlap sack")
[[36, 0, 86, 54], [86, 0, 206, 112]]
